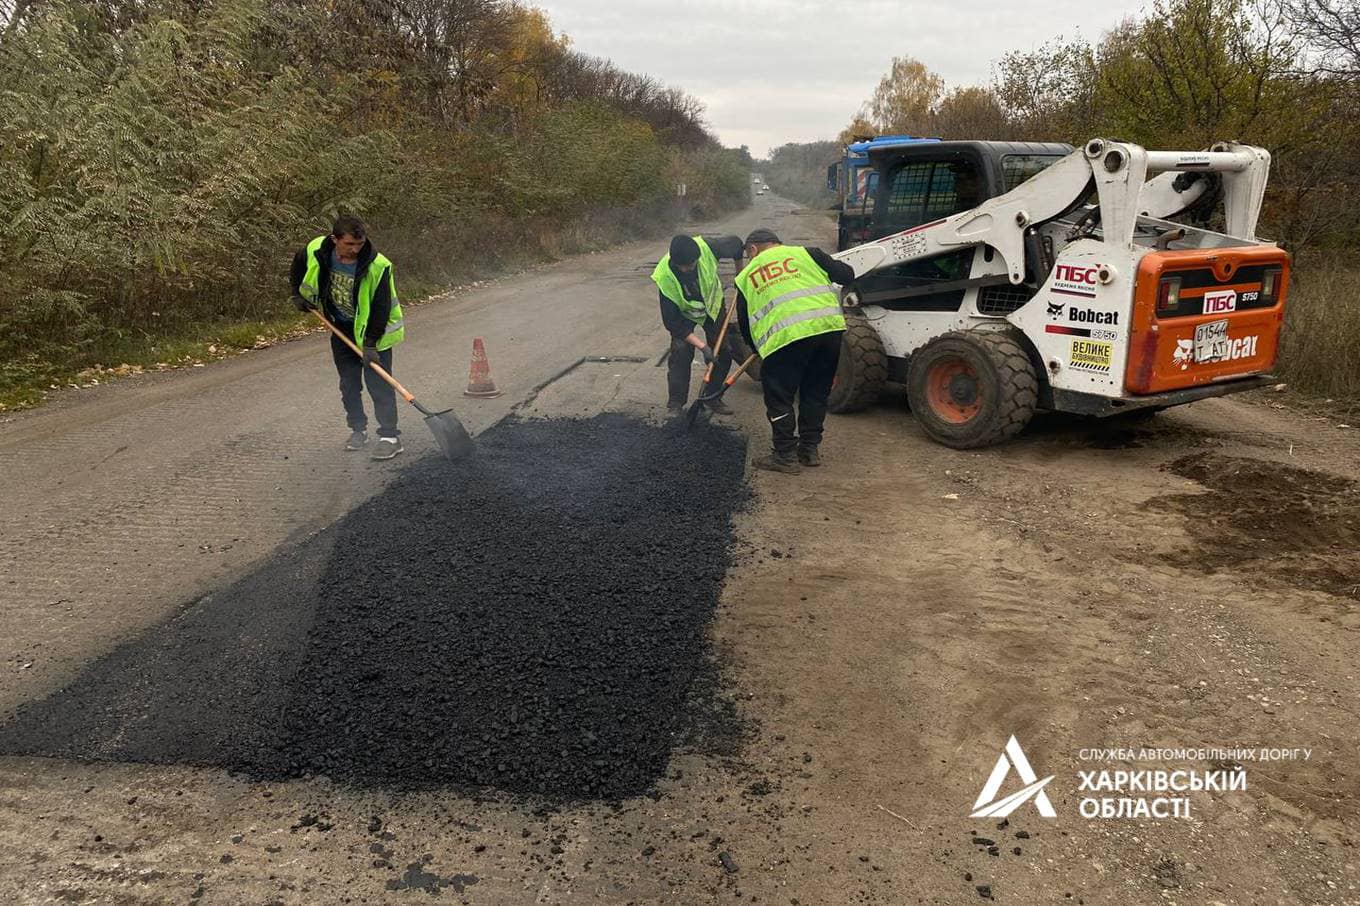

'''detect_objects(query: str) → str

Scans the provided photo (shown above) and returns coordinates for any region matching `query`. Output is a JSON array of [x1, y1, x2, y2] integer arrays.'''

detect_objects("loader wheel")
[[906, 330, 1038, 449], [827, 314, 888, 413]]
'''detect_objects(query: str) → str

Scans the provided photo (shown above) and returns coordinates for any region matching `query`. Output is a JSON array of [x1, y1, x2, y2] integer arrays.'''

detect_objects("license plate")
[[1194, 319, 1230, 363]]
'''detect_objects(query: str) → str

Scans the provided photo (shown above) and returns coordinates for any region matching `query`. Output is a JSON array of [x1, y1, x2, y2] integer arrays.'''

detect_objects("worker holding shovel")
[[735, 228, 855, 473], [652, 234, 745, 412], [290, 216, 406, 460]]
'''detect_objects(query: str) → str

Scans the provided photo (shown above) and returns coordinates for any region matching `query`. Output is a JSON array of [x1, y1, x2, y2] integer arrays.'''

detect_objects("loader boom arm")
[[833, 139, 1271, 284]]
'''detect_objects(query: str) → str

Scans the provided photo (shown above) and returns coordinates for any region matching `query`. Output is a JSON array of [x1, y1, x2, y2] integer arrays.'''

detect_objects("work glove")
[[700, 345, 716, 365], [362, 345, 380, 366], [291, 293, 314, 313]]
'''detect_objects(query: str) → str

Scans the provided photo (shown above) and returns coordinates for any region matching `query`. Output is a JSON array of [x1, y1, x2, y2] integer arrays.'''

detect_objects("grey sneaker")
[[797, 446, 822, 467], [705, 397, 734, 415], [344, 430, 367, 451], [371, 437, 403, 460], [754, 454, 802, 475]]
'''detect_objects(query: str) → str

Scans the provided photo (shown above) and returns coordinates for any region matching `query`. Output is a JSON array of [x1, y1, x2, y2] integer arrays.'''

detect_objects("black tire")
[[906, 330, 1038, 449], [827, 314, 888, 413]]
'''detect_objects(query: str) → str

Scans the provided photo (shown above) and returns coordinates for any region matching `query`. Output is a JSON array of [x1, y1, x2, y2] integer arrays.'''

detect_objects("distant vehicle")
[[828, 135, 939, 250], [753, 176, 762, 184], [756, 187, 766, 195]]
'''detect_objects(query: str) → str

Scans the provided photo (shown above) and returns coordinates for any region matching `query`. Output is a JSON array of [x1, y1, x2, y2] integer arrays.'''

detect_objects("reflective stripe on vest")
[[299, 235, 406, 350], [736, 245, 845, 359], [650, 236, 723, 324]]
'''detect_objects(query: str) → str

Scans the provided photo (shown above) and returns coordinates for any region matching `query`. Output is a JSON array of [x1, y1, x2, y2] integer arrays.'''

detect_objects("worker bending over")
[[735, 228, 854, 473], [652, 234, 745, 412]]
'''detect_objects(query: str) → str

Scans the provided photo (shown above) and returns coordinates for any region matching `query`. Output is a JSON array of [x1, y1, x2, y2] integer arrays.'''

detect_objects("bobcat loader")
[[828, 138, 1289, 448]]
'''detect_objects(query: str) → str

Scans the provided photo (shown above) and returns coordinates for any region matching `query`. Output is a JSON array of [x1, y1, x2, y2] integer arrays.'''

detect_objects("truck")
[[824, 137, 1289, 448], [827, 135, 938, 250]]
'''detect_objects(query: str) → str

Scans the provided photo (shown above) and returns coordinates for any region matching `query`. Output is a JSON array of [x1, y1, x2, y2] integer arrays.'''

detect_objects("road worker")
[[652, 234, 745, 412], [289, 215, 406, 460], [735, 228, 855, 473]]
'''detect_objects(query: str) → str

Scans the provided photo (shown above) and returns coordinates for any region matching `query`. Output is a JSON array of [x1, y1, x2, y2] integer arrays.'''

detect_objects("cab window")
[[1001, 154, 1063, 191], [881, 159, 983, 232]]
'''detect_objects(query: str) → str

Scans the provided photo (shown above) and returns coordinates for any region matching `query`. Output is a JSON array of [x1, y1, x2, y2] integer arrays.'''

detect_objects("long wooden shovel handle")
[[311, 309, 415, 404], [699, 291, 740, 387], [698, 354, 757, 401]]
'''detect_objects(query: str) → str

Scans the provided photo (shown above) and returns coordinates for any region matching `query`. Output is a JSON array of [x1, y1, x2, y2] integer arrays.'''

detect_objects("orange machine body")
[[1124, 246, 1290, 395]]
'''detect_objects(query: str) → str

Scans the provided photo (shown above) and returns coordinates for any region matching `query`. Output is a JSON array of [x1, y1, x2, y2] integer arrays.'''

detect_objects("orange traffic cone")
[[464, 337, 502, 398]]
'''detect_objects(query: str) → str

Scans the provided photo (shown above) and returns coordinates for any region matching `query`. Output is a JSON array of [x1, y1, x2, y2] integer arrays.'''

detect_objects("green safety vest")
[[298, 235, 406, 350], [651, 236, 723, 324], [736, 245, 845, 359]]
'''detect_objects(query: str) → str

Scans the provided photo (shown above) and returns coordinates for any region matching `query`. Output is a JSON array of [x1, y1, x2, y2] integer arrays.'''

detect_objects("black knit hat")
[[744, 228, 781, 246], [669, 234, 700, 265]]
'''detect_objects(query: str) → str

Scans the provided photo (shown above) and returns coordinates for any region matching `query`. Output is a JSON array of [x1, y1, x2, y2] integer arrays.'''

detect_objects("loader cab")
[[854, 141, 1072, 313]]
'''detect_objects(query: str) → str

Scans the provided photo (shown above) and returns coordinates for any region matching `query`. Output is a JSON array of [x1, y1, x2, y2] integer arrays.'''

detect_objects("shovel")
[[683, 296, 739, 429], [311, 310, 473, 462], [685, 354, 758, 431]]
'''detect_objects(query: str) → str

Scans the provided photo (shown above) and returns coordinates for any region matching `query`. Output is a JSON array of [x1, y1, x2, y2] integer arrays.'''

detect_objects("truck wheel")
[[828, 314, 888, 413], [906, 330, 1038, 448]]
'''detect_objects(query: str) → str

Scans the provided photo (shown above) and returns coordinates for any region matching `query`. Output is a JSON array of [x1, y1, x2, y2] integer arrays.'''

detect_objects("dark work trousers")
[[330, 332, 400, 438], [759, 330, 843, 457], [667, 315, 733, 406]]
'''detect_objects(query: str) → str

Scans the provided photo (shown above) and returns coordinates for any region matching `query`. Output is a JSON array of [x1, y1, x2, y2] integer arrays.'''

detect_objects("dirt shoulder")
[[716, 388, 1360, 905]]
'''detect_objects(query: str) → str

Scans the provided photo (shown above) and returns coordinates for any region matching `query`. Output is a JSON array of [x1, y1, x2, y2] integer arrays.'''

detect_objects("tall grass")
[[1279, 262, 1360, 400], [0, 1, 751, 410]]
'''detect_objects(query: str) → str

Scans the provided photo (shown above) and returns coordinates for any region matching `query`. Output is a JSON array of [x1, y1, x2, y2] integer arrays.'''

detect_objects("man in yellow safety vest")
[[290, 215, 406, 460], [651, 234, 745, 412], [735, 228, 855, 473]]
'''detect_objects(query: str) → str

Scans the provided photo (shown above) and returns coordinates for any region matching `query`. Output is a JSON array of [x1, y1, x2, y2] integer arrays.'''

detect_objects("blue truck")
[[827, 135, 939, 250]]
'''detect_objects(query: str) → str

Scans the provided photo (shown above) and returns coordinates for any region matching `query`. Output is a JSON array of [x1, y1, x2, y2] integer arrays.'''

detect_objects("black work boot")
[[706, 397, 734, 415], [754, 453, 802, 474], [797, 446, 822, 467], [666, 398, 686, 412]]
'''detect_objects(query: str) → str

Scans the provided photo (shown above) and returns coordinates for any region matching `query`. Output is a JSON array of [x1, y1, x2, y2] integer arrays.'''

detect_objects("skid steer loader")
[[825, 137, 1290, 448]]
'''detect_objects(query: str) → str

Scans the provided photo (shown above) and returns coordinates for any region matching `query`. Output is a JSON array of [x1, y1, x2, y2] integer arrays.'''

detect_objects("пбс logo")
[[970, 735, 1057, 818]]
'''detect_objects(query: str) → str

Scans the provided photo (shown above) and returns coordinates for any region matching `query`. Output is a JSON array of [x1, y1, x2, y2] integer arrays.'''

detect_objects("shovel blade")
[[424, 409, 474, 461], [684, 397, 708, 431]]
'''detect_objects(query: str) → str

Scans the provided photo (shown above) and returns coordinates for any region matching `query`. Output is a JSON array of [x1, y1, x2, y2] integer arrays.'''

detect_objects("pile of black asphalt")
[[1, 414, 751, 802]]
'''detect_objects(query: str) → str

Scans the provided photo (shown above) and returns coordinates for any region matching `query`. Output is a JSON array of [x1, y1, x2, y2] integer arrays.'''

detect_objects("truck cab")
[[829, 135, 939, 250]]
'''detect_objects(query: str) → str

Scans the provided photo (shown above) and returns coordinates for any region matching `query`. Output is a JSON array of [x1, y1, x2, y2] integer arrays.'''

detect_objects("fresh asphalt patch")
[[1, 414, 751, 802]]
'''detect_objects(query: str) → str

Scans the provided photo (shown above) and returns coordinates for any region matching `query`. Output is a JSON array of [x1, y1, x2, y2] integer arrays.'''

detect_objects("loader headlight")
[[1157, 275, 1182, 313], [1261, 266, 1282, 304]]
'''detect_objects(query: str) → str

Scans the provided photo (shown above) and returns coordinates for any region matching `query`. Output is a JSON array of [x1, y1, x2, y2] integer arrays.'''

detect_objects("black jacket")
[[289, 236, 394, 346], [737, 247, 854, 349], [658, 234, 745, 340]]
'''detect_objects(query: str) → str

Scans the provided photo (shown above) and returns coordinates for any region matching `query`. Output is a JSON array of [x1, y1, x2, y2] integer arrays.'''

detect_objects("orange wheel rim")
[[926, 356, 981, 424]]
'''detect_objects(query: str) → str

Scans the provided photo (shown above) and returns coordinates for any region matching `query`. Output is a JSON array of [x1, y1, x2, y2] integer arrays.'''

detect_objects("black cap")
[[744, 228, 781, 246], [669, 235, 700, 265]]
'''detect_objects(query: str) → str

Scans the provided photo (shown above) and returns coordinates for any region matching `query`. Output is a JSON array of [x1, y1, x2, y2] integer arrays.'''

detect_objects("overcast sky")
[[540, 0, 1153, 156]]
